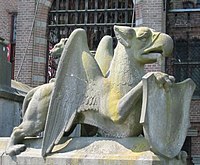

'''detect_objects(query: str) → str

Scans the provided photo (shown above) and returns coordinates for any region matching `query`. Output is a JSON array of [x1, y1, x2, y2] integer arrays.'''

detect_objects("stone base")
[[0, 137, 186, 165], [0, 97, 22, 137]]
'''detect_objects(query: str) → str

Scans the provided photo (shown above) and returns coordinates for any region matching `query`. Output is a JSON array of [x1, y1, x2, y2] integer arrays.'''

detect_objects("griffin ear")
[[114, 26, 135, 48]]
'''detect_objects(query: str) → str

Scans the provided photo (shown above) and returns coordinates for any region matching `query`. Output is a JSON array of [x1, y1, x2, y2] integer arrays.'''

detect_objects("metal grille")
[[48, 0, 134, 50], [166, 10, 200, 98], [47, 0, 134, 81]]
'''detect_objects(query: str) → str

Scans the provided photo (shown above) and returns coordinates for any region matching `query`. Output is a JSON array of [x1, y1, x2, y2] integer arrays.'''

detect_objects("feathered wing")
[[95, 35, 113, 77], [41, 29, 101, 156]]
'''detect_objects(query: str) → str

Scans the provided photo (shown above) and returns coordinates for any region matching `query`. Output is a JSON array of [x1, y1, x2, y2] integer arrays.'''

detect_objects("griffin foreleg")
[[116, 81, 143, 123]]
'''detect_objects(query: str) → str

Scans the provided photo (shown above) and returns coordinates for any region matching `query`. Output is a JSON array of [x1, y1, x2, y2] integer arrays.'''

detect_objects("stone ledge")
[[0, 88, 24, 102], [0, 137, 186, 165], [192, 155, 200, 165]]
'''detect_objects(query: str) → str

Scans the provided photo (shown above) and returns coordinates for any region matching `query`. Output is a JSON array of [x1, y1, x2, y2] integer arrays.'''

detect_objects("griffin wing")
[[95, 35, 113, 77], [41, 28, 102, 156]]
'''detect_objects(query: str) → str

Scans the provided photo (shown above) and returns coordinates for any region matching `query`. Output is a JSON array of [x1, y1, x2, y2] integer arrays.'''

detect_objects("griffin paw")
[[6, 144, 26, 156], [154, 72, 175, 91], [176, 151, 187, 164]]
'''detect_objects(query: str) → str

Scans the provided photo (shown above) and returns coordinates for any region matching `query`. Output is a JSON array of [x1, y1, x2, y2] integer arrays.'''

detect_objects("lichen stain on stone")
[[108, 85, 121, 122]]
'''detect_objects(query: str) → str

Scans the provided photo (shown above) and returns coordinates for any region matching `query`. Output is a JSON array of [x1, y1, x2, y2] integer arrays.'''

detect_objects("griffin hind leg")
[[6, 117, 45, 156], [6, 125, 26, 156]]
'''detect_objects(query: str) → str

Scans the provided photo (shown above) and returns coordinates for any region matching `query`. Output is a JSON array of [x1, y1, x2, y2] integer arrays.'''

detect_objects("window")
[[10, 13, 17, 79], [47, 0, 135, 81], [169, 0, 200, 10], [166, 1, 200, 98], [182, 137, 192, 164], [48, 0, 134, 49]]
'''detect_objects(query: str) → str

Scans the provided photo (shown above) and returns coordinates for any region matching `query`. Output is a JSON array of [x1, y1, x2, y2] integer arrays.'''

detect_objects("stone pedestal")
[[0, 37, 11, 88], [0, 137, 186, 165], [0, 98, 22, 136], [0, 38, 25, 137]]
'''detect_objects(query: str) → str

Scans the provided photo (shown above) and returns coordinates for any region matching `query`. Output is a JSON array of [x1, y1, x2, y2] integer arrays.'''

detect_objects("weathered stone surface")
[[0, 81, 30, 137], [0, 38, 11, 88], [0, 38, 29, 137], [11, 80, 32, 97], [141, 72, 196, 158], [42, 26, 174, 156], [0, 137, 186, 165], [0, 98, 22, 137], [5, 26, 194, 164]]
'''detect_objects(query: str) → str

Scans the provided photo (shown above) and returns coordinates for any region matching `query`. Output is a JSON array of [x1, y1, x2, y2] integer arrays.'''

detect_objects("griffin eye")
[[140, 36, 148, 42], [137, 28, 151, 41]]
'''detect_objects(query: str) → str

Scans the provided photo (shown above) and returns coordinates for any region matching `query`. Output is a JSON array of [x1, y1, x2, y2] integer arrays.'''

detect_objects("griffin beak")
[[144, 33, 174, 58]]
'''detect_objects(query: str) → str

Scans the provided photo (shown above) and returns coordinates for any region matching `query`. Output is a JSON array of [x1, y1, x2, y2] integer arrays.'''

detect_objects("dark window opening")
[[47, 0, 135, 81], [183, 1, 195, 9], [168, 0, 200, 10], [10, 13, 17, 79], [166, 3, 200, 98], [182, 137, 192, 164]]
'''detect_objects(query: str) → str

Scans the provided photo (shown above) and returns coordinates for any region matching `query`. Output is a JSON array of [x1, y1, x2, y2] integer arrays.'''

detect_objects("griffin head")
[[114, 26, 173, 64], [49, 38, 68, 59]]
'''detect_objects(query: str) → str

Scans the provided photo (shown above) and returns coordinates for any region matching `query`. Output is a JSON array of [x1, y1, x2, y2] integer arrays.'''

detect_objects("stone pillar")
[[0, 37, 24, 137], [135, 0, 165, 32], [0, 37, 11, 88]]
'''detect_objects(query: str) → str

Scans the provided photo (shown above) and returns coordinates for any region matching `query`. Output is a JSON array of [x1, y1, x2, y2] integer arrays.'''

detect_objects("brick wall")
[[0, 0, 17, 41], [192, 136, 200, 155], [14, 0, 35, 86], [190, 100, 200, 156], [14, 0, 53, 87], [136, 0, 165, 32], [166, 7, 200, 159], [31, 0, 51, 87], [191, 100, 200, 123], [135, 0, 165, 73]]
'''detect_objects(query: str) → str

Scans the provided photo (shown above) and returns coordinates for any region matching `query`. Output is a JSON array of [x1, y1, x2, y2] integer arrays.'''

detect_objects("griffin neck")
[[108, 43, 145, 89]]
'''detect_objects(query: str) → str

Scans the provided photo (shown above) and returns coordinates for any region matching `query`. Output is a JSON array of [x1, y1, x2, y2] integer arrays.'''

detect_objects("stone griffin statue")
[[6, 26, 195, 162]]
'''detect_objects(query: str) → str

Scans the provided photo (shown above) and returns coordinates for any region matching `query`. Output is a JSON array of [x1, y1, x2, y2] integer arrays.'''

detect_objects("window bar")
[[125, 0, 128, 24], [56, 0, 59, 24], [115, 0, 118, 23], [94, 1, 98, 50], [65, 0, 68, 10], [85, 0, 88, 27], [49, 8, 134, 13], [75, 0, 78, 25], [48, 22, 133, 28], [60, 0, 63, 10], [104, 0, 108, 33], [95, 1, 98, 23], [65, 0, 68, 27], [186, 31, 189, 61]]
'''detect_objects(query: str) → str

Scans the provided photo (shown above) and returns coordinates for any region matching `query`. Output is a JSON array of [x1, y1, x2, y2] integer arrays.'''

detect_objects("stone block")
[[0, 137, 186, 165], [0, 38, 28, 136], [0, 98, 22, 137], [0, 38, 11, 88]]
